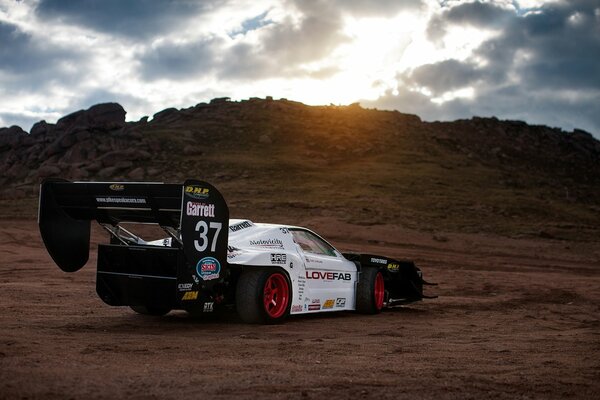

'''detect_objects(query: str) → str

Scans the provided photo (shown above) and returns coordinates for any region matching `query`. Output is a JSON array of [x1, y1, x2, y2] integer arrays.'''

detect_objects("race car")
[[38, 179, 435, 324]]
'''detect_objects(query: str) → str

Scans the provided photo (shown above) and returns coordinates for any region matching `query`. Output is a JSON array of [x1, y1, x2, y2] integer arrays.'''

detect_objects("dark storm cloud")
[[373, 0, 600, 136], [427, 1, 514, 41], [137, 0, 351, 81], [0, 21, 76, 75], [35, 0, 218, 39], [139, 36, 224, 80], [407, 59, 484, 96]]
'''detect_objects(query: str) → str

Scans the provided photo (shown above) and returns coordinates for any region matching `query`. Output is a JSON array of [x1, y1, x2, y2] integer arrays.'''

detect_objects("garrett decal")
[[181, 291, 198, 301], [185, 185, 210, 199], [371, 257, 387, 265], [109, 184, 124, 191], [305, 271, 352, 281], [249, 239, 284, 249], [335, 298, 346, 308], [229, 221, 253, 232], [186, 201, 215, 217], [291, 305, 303, 313], [322, 299, 335, 309], [196, 257, 221, 281], [270, 253, 287, 264]]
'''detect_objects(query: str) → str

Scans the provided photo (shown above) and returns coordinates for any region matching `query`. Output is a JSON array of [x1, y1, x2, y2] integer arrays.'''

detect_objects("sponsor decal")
[[311, 299, 320, 304], [203, 302, 214, 312], [186, 201, 215, 218], [291, 305, 303, 313], [249, 238, 284, 249], [184, 185, 210, 199], [109, 184, 124, 191], [279, 227, 289, 234], [95, 196, 146, 204], [387, 263, 400, 272], [308, 304, 320, 311], [227, 251, 241, 259], [163, 238, 171, 247], [196, 257, 221, 281], [229, 221, 253, 232], [270, 253, 287, 264], [322, 299, 335, 309], [305, 271, 352, 281], [178, 283, 193, 292], [290, 262, 294, 268], [181, 291, 198, 301], [335, 298, 346, 308], [371, 257, 387, 265], [305, 257, 323, 264]]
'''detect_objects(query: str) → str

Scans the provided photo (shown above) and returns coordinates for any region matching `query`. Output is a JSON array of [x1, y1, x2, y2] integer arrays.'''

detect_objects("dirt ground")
[[1, 218, 599, 399]]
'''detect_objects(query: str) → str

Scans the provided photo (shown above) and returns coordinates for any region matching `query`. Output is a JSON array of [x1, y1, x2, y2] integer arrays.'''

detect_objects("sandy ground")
[[1, 218, 599, 399]]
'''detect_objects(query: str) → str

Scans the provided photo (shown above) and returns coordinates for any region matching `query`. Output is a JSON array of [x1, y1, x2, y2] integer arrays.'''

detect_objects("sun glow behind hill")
[[0, 0, 597, 136]]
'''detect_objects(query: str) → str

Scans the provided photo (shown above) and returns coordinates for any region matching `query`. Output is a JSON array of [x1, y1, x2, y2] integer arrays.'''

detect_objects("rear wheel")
[[356, 267, 385, 314], [236, 268, 291, 324], [130, 305, 171, 316]]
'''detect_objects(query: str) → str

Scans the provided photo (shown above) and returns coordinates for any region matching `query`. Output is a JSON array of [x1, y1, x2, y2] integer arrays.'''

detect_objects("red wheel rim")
[[263, 273, 290, 318], [374, 271, 385, 310]]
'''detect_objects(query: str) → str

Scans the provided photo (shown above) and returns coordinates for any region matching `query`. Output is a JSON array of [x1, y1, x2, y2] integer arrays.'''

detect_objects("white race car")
[[39, 179, 435, 324]]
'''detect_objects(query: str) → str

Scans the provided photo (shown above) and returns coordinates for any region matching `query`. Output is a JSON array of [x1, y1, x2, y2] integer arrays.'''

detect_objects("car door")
[[290, 229, 356, 311]]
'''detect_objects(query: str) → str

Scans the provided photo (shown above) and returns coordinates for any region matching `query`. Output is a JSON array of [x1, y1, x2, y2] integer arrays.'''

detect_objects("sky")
[[1, 0, 599, 137]]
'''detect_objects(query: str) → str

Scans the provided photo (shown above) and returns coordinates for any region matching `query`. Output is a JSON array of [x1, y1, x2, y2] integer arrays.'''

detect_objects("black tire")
[[356, 267, 385, 314], [236, 268, 291, 324], [130, 305, 171, 316]]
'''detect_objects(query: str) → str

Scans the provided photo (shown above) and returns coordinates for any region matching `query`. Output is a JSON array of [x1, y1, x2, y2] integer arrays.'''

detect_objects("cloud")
[[404, 59, 484, 95], [34, 0, 216, 39], [427, 1, 514, 41], [369, 0, 600, 135], [139, 37, 224, 80], [0, 0, 597, 138]]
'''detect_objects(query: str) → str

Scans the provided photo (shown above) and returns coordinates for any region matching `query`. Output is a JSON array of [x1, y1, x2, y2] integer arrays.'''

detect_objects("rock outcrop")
[[0, 97, 598, 239]]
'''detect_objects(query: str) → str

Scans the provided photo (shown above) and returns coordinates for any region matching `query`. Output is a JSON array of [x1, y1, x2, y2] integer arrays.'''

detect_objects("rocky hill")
[[1, 98, 599, 240]]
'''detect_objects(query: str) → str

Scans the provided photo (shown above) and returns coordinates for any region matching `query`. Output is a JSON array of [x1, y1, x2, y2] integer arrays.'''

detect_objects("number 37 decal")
[[194, 221, 222, 252]]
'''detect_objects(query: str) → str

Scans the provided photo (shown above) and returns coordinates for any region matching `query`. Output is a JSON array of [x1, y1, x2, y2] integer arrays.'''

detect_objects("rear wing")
[[38, 178, 229, 274]]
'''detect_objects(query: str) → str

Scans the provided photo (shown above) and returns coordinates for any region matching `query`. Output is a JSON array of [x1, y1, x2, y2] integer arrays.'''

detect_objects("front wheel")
[[356, 267, 385, 314], [236, 268, 291, 324]]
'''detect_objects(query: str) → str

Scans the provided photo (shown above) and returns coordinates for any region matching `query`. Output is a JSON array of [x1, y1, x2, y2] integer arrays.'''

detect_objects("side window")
[[291, 230, 337, 257]]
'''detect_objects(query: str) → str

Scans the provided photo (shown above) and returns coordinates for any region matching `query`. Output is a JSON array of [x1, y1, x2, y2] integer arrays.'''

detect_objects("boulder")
[[55, 103, 126, 132], [152, 108, 178, 122], [87, 103, 126, 129], [259, 134, 272, 144], [38, 165, 61, 178], [56, 109, 86, 130], [98, 166, 118, 179], [127, 167, 145, 180], [0, 125, 26, 149], [30, 120, 50, 136]]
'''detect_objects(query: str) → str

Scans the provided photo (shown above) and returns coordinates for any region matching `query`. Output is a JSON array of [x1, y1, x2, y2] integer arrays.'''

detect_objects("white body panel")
[[227, 219, 358, 314]]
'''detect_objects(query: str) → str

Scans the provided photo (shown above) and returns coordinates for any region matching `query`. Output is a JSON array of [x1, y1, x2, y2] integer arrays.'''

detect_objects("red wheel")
[[356, 267, 385, 314], [263, 273, 290, 319], [236, 269, 292, 324], [374, 271, 385, 311]]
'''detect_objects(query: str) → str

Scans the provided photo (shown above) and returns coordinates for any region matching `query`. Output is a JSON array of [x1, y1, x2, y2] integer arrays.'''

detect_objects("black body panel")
[[96, 244, 181, 307], [344, 252, 433, 303]]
